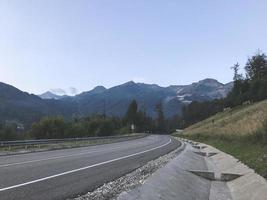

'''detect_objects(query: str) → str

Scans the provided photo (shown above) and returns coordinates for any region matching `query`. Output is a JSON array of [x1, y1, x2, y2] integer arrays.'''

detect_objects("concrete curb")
[[117, 138, 267, 200], [196, 140, 267, 200], [179, 138, 267, 200]]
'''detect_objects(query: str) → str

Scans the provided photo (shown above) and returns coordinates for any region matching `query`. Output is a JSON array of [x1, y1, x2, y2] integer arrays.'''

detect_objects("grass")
[[177, 134, 267, 179], [185, 99, 267, 136], [174, 99, 267, 179]]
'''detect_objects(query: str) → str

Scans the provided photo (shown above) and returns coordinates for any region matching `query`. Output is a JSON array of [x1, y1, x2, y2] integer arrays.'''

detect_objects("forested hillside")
[[178, 52, 267, 128], [0, 79, 231, 128]]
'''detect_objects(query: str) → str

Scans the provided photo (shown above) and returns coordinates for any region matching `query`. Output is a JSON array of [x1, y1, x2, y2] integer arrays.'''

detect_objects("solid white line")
[[0, 135, 154, 168], [0, 136, 153, 168], [0, 138, 172, 192], [0, 146, 122, 168]]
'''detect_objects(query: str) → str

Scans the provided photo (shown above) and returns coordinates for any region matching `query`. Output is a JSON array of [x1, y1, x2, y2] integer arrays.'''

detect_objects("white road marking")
[[0, 138, 172, 192], [0, 146, 122, 168], [0, 136, 153, 168]]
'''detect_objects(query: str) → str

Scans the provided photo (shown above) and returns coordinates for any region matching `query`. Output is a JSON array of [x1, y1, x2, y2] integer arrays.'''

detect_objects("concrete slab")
[[228, 172, 267, 200], [118, 145, 211, 200], [116, 139, 267, 200], [193, 140, 267, 200], [209, 181, 232, 200]]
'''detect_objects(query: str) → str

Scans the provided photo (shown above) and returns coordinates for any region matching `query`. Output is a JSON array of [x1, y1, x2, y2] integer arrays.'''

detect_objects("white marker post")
[[131, 124, 135, 133]]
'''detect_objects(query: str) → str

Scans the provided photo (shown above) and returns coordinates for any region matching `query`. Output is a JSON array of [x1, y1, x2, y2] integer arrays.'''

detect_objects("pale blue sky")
[[1, 0, 267, 95]]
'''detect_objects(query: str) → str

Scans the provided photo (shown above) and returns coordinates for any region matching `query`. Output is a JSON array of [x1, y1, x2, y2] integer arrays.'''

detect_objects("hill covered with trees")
[[0, 78, 232, 129], [2, 51, 266, 140], [178, 51, 267, 128]]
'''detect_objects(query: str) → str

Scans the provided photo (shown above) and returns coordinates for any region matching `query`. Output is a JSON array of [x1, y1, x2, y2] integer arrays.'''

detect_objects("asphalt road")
[[0, 135, 179, 200]]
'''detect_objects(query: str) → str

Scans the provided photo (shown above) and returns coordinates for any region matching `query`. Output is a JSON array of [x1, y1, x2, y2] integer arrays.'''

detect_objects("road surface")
[[0, 135, 179, 200]]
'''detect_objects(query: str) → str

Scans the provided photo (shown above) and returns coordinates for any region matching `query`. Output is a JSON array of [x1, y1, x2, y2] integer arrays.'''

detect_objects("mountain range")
[[39, 91, 65, 100], [0, 79, 233, 127]]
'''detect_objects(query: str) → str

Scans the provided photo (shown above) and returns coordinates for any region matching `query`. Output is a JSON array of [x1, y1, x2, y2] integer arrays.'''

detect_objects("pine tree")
[[245, 52, 267, 80], [231, 63, 243, 81], [155, 103, 166, 133], [125, 100, 138, 125]]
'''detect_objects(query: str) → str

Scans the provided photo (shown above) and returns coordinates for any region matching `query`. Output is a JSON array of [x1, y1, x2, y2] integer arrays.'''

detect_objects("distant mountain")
[[78, 86, 107, 98], [65, 78, 232, 118], [73, 81, 173, 117], [0, 82, 51, 127], [0, 79, 233, 127], [39, 91, 64, 100], [0, 82, 76, 127], [169, 78, 233, 103]]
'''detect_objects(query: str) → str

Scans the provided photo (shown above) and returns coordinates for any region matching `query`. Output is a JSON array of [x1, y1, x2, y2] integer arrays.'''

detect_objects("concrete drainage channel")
[[116, 138, 267, 200], [188, 170, 242, 182], [191, 149, 242, 182], [180, 138, 267, 200], [193, 151, 218, 157], [72, 138, 267, 200]]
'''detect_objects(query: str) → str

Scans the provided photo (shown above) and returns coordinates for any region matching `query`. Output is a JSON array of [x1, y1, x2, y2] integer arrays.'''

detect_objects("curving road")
[[0, 135, 179, 200]]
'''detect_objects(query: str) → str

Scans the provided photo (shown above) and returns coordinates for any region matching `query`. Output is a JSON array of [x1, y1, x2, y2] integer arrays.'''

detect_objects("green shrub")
[[0, 124, 18, 141], [30, 117, 67, 139]]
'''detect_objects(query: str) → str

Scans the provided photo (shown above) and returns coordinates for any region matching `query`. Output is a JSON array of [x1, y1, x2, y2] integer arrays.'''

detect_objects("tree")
[[245, 52, 267, 80], [30, 117, 67, 139], [231, 63, 243, 81], [155, 103, 166, 133], [0, 123, 18, 141], [135, 111, 153, 132], [166, 114, 183, 133], [125, 100, 138, 125], [182, 100, 224, 126]]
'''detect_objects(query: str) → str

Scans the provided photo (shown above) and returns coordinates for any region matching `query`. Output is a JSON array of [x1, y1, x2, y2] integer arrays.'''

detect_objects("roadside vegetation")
[[0, 123, 23, 141], [184, 99, 267, 136], [176, 51, 267, 128], [1, 51, 267, 146], [176, 101, 267, 179], [0, 100, 171, 140], [175, 51, 267, 178], [178, 132, 267, 178]]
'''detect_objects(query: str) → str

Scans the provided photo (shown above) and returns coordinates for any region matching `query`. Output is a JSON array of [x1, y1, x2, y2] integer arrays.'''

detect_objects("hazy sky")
[[1, 0, 267, 95]]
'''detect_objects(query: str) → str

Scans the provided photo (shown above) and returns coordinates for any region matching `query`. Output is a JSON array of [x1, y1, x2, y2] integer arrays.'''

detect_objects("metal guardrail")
[[0, 134, 148, 148]]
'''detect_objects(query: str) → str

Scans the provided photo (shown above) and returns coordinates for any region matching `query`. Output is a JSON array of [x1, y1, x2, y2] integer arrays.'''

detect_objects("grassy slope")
[[177, 99, 267, 178], [184, 99, 267, 136], [178, 135, 267, 178]]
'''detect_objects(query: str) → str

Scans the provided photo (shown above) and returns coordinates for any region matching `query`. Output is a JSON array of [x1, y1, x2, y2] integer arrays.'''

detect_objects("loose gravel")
[[72, 141, 184, 200]]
